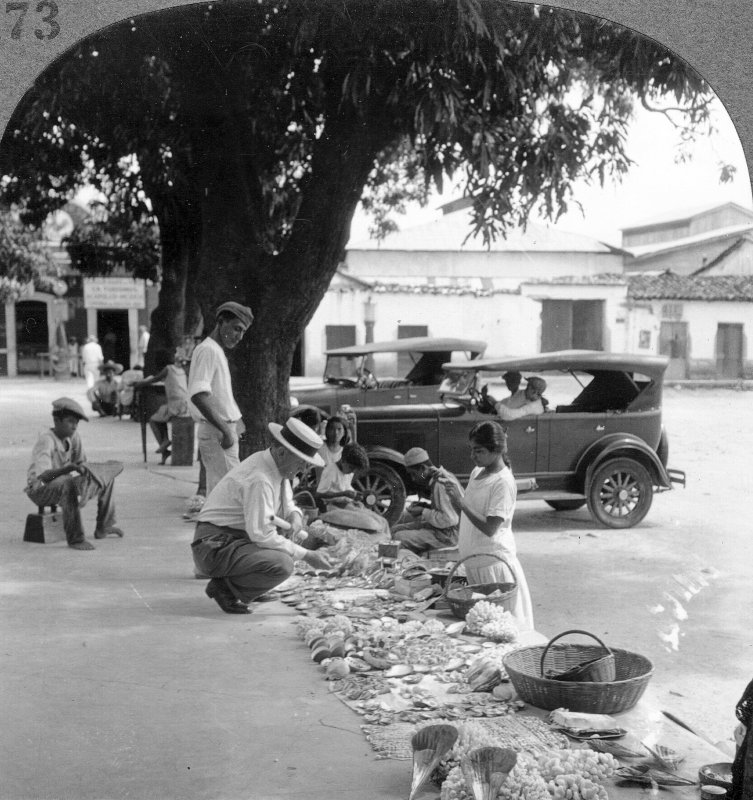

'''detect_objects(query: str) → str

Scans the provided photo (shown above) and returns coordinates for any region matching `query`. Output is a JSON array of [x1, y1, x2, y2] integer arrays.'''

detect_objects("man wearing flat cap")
[[391, 447, 463, 555], [25, 398, 124, 551], [191, 417, 334, 614], [188, 301, 254, 495]]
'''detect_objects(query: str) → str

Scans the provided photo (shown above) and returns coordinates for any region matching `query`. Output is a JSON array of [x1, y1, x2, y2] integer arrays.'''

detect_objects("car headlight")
[[289, 396, 299, 408]]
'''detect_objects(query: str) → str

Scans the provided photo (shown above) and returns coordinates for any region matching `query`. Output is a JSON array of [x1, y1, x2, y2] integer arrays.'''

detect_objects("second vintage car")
[[335, 350, 686, 529], [289, 336, 486, 415]]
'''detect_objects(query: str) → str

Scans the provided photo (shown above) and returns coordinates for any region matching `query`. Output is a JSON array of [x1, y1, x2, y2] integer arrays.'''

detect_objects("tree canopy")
[[0, 205, 55, 304], [0, 0, 711, 445]]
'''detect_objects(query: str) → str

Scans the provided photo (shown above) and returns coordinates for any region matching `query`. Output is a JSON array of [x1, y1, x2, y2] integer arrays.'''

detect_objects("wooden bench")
[[23, 505, 66, 544]]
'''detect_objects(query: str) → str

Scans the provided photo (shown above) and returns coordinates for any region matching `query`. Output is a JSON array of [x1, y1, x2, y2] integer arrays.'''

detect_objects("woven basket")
[[543, 630, 616, 683], [503, 632, 653, 714], [443, 553, 517, 620]]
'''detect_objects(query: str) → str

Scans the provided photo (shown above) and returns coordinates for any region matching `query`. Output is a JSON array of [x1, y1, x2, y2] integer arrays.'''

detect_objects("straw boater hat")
[[52, 397, 89, 422], [99, 360, 123, 375], [268, 418, 324, 467]]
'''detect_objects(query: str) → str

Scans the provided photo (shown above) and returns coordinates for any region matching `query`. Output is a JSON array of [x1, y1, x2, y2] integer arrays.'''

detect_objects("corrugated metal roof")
[[620, 201, 753, 231], [623, 224, 753, 260], [628, 271, 753, 300], [347, 209, 615, 254]]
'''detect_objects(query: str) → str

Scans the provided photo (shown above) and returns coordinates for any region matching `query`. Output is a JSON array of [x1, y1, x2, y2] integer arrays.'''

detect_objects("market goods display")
[[441, 748, 618, 800], [460, 747, 517, 800], [410, 724, 459, 800], [465, 601, 518, 643], [444, 554, 518, 620]]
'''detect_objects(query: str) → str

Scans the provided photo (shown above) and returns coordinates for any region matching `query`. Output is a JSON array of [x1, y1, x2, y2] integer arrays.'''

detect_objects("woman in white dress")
[[441, 420, 534, 631]]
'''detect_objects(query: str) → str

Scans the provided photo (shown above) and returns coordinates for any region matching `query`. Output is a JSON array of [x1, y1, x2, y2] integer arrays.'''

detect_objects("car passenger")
[[494, 376, 547, 421]]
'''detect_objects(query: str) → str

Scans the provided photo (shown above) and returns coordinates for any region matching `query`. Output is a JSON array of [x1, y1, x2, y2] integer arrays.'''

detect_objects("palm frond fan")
[[409, 723, 459, 800], [460, 747, 518, 800]]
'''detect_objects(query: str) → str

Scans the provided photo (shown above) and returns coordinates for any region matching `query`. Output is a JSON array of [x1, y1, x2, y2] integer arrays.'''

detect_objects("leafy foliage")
[[0, 0, 715, 440], [0, 205, 54, 303]]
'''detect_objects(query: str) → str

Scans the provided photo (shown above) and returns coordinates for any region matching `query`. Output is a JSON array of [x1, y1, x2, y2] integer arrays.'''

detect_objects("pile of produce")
[[440, 745, 618, 800], [465, 600, 518, 642]]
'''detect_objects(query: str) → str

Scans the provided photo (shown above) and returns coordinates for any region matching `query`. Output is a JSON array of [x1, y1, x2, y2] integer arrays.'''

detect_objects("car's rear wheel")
[[352, 461, 406, 527], [587, 458, 654, 528], [546, 500, 586, 512]]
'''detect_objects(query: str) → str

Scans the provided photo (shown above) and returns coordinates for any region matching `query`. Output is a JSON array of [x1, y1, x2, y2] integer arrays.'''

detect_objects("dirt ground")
[[510, 384, 753, 747]]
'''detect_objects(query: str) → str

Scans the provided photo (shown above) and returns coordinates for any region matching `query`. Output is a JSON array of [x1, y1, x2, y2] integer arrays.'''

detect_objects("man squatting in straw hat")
[[191, 418, 335, 614], [390, 447, 464, 556], [188, 301, 254, 496], [25, 398, 124, 551]]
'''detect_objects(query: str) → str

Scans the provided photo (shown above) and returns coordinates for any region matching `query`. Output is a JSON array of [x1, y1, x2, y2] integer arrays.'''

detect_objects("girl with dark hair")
[[134, 349, 190, 463], [441, 420, 534, 630]]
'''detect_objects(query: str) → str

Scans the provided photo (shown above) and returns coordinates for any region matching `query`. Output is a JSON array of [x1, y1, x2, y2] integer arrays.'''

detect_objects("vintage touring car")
[[336, 350, 686, 529], [290, 336, 486, 415]]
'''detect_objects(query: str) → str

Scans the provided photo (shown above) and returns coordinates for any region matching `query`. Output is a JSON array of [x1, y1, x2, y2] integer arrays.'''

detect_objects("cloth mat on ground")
[[362, 714, 569, 760]]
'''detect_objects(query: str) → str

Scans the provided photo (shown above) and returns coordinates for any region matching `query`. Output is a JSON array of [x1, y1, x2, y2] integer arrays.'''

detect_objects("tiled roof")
[[628, 271, 753, 301], [347, 208, 615, 253], [521, 273, 626, 286], [370, 281, 520, 298]]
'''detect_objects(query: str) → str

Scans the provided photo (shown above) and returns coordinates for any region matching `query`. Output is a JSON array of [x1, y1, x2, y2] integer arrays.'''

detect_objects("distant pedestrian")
[[137, 325, 150, 364], [188, 301, 253, 495], [80, 335, 103, 390], [25, 397, 124, 551], [102, 328, 118, 362]]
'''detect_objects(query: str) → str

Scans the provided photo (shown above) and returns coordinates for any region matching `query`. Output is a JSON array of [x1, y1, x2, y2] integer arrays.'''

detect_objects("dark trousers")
[[27, 473, 117, 545], [191, 522, 294, 603]]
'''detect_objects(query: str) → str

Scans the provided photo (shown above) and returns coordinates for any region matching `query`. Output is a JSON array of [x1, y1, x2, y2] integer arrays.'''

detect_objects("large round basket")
[[503, 631, 653, 714], [542, 630, 616, 683], [442, 553, 517, 620]]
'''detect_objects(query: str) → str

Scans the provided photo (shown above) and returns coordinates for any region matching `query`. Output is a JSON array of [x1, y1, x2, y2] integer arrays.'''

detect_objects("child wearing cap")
[[25, 398, 125, 550]]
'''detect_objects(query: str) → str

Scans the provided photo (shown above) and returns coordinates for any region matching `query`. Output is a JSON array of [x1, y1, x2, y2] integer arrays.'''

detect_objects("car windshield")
[[324, 350, 457, 385]]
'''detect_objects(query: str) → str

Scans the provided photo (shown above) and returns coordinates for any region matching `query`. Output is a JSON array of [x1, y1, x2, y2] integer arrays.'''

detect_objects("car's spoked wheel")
[[587, 458, 653, 529], [352, 462, 406, 527]]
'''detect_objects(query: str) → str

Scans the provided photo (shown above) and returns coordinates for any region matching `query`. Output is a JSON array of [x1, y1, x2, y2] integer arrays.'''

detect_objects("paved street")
[[0, 376, 750, 798]]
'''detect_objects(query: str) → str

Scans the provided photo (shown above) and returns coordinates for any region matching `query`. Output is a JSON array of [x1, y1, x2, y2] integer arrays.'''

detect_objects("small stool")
[[24, 505, 66, 544], [170, 416, 195, 466]]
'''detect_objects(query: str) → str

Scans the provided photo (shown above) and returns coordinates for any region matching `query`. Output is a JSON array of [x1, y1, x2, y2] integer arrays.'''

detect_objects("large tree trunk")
[[192, 115, 391, 454], [145, 197, 200, 374]]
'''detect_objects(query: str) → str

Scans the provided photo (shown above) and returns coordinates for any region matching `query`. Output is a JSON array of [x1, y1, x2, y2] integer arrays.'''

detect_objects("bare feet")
[[94, 527, 124, 539], [69, 541, 95, 551]]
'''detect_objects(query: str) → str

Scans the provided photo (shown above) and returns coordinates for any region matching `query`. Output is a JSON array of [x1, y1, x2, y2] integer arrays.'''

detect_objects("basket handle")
[[442, 552, 517, 600], [539, 629, 613, 677]]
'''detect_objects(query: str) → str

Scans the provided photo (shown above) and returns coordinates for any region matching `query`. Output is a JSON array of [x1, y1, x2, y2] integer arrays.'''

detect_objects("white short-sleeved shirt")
[[457, 465, 517, 561], [196, 449, 306, 560], [316, 445, 350, 493], [187, 337, 241, 422]]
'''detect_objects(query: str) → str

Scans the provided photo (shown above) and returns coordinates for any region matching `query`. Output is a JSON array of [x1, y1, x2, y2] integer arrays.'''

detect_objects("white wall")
[[303, 288, 542, 376], [345, 249, 623, 283]]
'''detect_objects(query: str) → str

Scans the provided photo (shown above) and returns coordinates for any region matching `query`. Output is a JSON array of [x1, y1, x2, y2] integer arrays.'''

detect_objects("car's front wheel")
[[587, 458, 654, 528], [352, 461, 406, 527]]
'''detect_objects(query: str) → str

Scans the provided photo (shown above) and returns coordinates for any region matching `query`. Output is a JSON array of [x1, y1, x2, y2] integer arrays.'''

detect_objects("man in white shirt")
[[188, 301, 253, 494], [80, 335, 104, 390], [494, 376, 547, 421], [191, 417, 334, 614]]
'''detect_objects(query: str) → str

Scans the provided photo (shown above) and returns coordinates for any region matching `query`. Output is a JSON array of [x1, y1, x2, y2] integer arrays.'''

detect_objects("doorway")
[[659, 321, 689, 379], [541, 300, 604, 351], [97, 310, 131, 367], [716, 323, 744, 378], [15, 300, 49, 374]]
